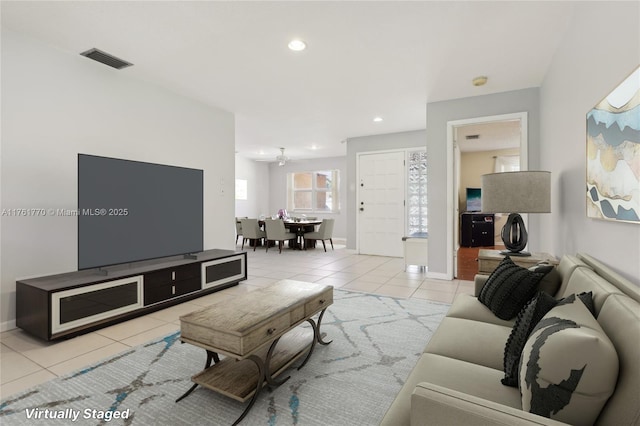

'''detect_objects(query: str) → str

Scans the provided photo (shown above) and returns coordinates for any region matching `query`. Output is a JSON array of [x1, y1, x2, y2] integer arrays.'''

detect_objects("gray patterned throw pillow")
[[519, 294, 618, 425]]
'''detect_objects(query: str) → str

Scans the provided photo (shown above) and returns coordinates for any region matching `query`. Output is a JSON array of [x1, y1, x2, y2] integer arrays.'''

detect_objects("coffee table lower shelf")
[[191, 326, 314, 402]]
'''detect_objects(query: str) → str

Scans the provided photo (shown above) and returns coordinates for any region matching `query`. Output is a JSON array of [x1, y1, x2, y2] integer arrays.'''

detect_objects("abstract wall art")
[[586, 66, 640, 223]]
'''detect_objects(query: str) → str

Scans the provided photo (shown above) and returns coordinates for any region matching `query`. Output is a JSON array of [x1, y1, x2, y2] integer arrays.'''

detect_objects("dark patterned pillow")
[[478, 256, 549, 320], [519, 294, 618, 425], [576, 291, 596, 317], [501, 291, 557, 387], [528, 263, 561, 296]]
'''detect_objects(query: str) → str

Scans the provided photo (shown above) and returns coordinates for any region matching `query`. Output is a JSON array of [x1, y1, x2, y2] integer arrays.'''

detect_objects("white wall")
[[0, 29, 236, 330], [234, 156, 270, 219], [539, 2, 640, 284], [345, 130, 427, 249], [268, 157, 347, 240]]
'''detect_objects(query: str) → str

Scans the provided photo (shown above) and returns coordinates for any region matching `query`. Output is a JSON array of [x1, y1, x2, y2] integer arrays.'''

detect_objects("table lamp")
[[481, 171, 550, 256]]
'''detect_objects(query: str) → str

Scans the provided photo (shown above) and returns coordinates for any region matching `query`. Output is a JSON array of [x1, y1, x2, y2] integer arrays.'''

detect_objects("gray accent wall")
[[539, 2, 639, 285], [346, 130, 427, 250], [426, 88, 541, 277]]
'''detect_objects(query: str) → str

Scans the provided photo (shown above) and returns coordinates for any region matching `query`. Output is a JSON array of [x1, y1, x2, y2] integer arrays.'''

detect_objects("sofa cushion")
[[478, 256, 549, 320], [423, 317, 511, 371], [445, 293, 515, 327], [519, 294, 618, 425], [559, 266, 623, 314], [592, 294, 640, 426], [502, 291, 558, 387], [380, 353, 523, 426], [553, 255, 590, 297]]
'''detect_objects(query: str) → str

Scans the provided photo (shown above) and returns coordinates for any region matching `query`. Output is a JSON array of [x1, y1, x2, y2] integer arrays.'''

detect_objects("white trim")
[[1, 319, 17, 332], [446, 112, 528, 280], [52, 275, 144, 334], [446, 123, 454, 280], [426, 271, 451, 281]]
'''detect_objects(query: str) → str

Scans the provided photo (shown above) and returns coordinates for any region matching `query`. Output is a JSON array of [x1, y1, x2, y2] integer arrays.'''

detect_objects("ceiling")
[[456, 120, 521, 152], [1, 1, 575, 162]]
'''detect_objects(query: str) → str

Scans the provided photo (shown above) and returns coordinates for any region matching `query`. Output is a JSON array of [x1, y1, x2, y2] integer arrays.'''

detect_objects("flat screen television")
[[466, 187, 482, 212], [78, 154, 203, 270]]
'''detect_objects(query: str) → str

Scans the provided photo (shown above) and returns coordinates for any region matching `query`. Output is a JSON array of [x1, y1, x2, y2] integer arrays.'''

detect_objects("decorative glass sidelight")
[[407, 150, 428, 235]]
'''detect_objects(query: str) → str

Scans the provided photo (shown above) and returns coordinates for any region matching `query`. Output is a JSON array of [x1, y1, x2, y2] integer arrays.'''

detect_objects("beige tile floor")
[[0, 244, 473, 400]]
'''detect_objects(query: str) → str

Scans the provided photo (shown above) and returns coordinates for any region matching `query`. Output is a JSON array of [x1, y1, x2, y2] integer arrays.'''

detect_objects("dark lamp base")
[[501, 213, 529, 254]]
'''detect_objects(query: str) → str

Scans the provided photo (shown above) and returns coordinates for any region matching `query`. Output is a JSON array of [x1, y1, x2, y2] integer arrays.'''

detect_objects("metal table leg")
[[232, 354, 266, 426], [176, 350, 219, 402], [316, 308, 332, 345], [263, 337, 291, 387], [298, 308, 332, 370]]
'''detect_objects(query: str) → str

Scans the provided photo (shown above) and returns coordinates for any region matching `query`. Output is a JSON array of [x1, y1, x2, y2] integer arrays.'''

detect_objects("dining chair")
[[234, 217, 246, 245], [240, 218, 266, 251], [264, 219, 296, 253], [303, 218, 335, 252]]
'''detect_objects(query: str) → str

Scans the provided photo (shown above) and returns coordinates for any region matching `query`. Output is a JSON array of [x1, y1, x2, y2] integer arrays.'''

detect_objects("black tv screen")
[[78, 154, 203, 270]]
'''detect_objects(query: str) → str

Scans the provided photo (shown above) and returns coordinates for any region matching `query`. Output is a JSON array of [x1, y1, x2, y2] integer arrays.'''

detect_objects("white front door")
[[358, 151, 405, 257]]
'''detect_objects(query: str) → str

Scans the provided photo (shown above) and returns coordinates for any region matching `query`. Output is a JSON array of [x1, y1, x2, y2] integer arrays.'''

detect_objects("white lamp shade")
[[481, 171, 551, 213]]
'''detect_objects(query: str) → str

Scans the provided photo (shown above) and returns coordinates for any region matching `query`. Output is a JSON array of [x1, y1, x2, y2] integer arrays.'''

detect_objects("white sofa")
[[380, 253, 640, 426]]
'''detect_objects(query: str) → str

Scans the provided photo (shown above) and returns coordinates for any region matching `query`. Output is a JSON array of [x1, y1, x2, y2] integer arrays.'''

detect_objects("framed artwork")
[[586, 66, 640, 223]]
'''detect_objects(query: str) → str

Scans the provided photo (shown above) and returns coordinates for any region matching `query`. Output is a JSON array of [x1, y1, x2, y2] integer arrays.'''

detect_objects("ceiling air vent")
[[465, 134, 480, 140], [80, 48, 133, 70]]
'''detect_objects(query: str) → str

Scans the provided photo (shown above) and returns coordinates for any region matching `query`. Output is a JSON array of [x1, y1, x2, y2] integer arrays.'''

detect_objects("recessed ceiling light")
[[288, 39, 306, 51], [373, 117, 383, 122], [311, 145, 318, 150]]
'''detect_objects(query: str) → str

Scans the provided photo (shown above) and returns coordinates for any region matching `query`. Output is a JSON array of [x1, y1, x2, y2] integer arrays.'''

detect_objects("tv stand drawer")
[[52, 276, 144, 334], [144, 277, 201, 306], [144, 263, 200, 286]]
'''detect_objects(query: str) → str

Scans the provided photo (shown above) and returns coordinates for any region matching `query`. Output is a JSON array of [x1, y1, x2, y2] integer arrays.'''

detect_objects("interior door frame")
[[355, 148, 408, 255], [446, 112, 528, 280]]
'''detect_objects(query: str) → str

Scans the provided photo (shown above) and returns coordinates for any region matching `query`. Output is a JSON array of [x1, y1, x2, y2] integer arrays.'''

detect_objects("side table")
[[477, 249, 559, 275]]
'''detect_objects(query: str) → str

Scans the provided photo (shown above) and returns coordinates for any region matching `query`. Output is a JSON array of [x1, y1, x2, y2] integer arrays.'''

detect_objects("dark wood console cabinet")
[[460, 213, 495, 247], [16, 249, 246, 341]]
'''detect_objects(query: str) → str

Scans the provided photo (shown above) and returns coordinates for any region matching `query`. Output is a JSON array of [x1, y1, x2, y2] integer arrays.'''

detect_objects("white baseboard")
[[426, 271, 451, 280], [1, 319, 17, 333]]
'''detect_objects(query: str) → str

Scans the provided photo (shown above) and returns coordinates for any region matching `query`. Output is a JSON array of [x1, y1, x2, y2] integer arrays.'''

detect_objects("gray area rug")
[[0, 290, 449, 425]]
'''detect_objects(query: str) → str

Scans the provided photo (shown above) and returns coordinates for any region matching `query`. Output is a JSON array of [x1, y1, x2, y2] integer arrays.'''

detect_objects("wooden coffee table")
[[176, 280, 333, 425]]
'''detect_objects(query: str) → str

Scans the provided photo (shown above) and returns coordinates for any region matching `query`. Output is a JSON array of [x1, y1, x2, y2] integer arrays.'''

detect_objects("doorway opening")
[[446, 112, 528, 279]]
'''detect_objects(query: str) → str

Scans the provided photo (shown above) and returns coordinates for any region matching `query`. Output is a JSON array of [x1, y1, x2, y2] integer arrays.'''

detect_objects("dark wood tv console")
[[16, 249, 246, 341]]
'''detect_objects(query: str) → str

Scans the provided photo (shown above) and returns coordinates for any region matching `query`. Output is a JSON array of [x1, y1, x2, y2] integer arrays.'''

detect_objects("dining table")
[[284, 220, 321, 249], [256, 219, 322, 250]]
